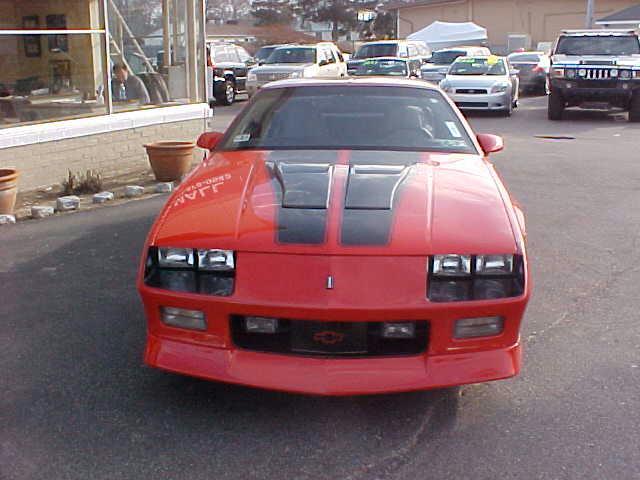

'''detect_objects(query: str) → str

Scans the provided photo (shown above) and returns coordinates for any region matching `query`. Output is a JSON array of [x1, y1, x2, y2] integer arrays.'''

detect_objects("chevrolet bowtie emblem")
[[313, 330, 344, 345], [326, 275, 334, 289]]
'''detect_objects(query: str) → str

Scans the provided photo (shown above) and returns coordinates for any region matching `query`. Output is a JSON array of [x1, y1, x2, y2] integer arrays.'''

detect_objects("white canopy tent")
[[407, 21, 488, 50]]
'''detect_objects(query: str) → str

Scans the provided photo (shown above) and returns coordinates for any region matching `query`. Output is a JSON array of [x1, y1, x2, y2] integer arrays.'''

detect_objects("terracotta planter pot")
[[144, 141, 196, 182], [0, 168, 19, 215]]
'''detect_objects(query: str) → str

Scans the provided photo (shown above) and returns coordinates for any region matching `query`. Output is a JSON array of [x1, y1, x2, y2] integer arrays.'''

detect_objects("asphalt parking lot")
[[2, 95, 640, 480]]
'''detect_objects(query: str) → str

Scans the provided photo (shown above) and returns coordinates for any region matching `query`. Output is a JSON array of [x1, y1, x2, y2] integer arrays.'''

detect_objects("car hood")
[[552, 54, 640, 66], [421, 64, 450, 72], [252, 64, 311, 73], [150, 150, 518, 256], [444, 74, 508, 87]]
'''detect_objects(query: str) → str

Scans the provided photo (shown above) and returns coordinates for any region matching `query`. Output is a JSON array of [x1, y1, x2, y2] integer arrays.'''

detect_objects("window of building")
[[0, 0, 205, 129]]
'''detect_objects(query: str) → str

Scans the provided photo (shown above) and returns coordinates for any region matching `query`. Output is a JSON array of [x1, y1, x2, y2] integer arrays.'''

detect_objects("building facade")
[[0, 0, 208, 191], [393, 0, 640, 52]]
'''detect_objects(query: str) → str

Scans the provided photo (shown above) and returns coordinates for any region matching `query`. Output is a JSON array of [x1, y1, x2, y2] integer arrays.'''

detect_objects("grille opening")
[[230, 317, 429, 358]]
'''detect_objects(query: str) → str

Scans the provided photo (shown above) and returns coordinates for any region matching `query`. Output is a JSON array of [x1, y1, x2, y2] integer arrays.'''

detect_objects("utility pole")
[[585, 0, 595, 28]]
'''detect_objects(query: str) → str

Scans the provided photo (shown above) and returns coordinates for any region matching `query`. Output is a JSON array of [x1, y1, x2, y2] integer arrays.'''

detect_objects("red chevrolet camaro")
[[138, 78, 530, 395]]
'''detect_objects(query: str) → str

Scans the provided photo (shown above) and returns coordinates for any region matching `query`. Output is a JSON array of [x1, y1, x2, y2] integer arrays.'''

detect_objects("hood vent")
[[268, 162, 333, 245], [342, 164, 410, 246]]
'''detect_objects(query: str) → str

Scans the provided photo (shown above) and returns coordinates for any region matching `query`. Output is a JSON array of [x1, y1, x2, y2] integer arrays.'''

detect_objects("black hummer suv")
[[548, 29, 640, 121]]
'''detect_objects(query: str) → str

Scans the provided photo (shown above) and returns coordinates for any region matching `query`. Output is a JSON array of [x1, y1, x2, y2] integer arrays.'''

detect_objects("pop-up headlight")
[[145, 247, 235, 296], [428, 254, 524, 302]]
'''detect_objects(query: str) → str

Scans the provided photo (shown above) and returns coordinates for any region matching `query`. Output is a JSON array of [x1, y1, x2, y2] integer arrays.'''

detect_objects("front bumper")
[[448, 91, 511, 111], [551, 78, 640, 106], [146, 333, 521, 396], [139, 274, 529, 395]]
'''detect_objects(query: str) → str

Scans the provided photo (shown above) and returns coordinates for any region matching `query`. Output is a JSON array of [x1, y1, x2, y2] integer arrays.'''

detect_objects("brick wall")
[[0, 118, 206, 191]]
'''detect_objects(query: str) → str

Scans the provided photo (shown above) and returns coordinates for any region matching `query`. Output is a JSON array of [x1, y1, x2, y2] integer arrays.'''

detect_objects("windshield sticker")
[[233, 133, 251, 143], [457, 57, 476, 63], [487, 55, 499, 65], [445, 121, 462, 138]]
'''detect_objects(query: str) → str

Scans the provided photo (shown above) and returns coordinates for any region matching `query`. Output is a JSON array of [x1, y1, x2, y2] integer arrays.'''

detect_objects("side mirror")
[[197, 132, 224, 151], [319, 59, 330, 67], [477, 133, 504, 155], [510, 69, 520, 76]]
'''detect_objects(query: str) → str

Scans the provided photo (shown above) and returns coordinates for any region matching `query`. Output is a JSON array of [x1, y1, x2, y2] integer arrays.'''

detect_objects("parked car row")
[[209, 30, 640, 123]]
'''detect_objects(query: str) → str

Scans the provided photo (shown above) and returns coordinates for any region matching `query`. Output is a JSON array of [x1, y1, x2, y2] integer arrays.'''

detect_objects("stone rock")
[[56, 196, 80, 212], [31, 206, 55, 219], [124, 185, 144, 198], [0, 214, 16, 225], [93, 191, 115, 204], [155, 182, 173, 193]]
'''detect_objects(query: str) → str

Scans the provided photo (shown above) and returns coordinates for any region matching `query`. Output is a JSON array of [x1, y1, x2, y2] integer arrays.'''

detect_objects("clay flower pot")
[[144, 141, 196, 182], [0, 168, 19, 215]]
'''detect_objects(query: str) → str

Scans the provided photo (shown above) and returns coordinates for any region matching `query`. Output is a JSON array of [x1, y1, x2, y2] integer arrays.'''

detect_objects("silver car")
[[439, 56, 520, 116]]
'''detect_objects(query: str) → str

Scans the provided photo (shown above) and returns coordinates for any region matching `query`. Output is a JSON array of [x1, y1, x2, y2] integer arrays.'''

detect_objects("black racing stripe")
[[341, 164, 411, 246], [267, 160, 333, 244]]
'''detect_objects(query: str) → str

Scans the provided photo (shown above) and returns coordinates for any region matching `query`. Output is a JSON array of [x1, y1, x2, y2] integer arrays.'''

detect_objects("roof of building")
[[597, 4, 640, 24]]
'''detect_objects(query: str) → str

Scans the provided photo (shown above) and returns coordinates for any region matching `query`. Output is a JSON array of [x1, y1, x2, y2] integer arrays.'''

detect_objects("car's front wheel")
[[629, 94, 640, 122], [216, 79, 236, 106], [548, 91, 564, 120]]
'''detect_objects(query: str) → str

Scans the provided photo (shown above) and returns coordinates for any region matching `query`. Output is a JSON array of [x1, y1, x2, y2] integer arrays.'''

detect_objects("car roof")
[[358, 56, 408, 61], [261, 77, 441, 90], [360, 40, 404, 45], [455, 55, 505, 60], [560, 29, 638, 36]]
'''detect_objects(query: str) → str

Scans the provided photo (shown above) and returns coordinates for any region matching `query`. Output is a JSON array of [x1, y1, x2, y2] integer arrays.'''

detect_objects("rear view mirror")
[[197, 132, 224, 151], [477, 134, 504, 155]]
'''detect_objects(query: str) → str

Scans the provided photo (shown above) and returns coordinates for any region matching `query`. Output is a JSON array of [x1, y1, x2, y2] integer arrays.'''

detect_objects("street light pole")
[[586, 0, 595, 28]]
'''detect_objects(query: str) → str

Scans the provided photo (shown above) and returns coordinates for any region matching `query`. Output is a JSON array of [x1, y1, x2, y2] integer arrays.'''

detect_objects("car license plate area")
[[230, 317, 429, 358], [291, 321, 368, 355]]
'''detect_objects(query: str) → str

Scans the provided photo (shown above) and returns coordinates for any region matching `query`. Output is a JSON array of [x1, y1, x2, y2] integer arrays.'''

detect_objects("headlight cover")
[[289, 70, 303, 79], [145, 247, 235, 296], [428, 254, 524, 302], [247, 71, 257, 82], [491, 83, 509, 93]]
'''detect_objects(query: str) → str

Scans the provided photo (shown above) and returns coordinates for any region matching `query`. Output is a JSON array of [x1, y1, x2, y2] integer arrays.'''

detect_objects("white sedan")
[[439, 56, 520, 116]]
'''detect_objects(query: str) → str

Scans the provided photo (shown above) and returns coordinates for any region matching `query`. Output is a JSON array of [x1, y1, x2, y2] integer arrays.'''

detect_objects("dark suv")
[[347, 40, 431, 75], [548, 29, 640, 121], [207, 42, 255, 105]]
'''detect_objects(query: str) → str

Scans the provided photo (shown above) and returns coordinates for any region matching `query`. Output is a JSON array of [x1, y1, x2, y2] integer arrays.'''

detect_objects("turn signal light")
[[160, 307, 206, 331], [454, 316, 504, 339]]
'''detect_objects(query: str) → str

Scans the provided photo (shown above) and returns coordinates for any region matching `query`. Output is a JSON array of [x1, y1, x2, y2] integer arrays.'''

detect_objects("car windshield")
[[449, 57, 506, 75], [508, 53, 541, 62], [353, 59, 408, 77], [219, 86, 476, 154], [555, 36, 640, 55], [265, 47, 316, 64], [429, 50, 466, 64], [256, 46, 278, 61], [353, 44, 398, 59]]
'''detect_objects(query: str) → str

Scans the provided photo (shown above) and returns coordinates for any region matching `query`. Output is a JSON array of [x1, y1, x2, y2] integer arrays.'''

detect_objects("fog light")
[[382, 322, 415, 338], [245, 316, 278, 334], [160, 307, 206, 331], [454, 316, 504, 339]]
